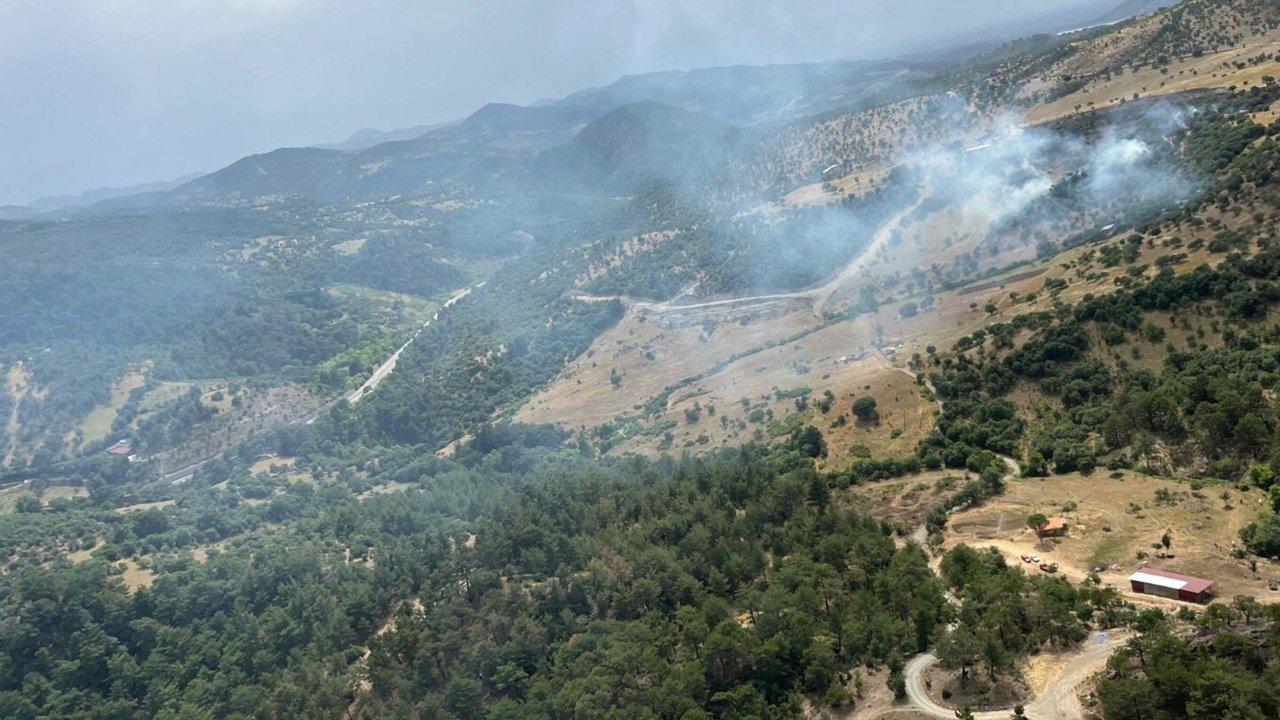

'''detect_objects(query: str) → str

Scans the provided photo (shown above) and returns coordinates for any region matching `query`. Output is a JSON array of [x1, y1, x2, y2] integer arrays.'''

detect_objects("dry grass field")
[[71, 367, 148, 452], [66, 539, 104, 564], [839, 471, 971, 529], [116, 558, 155, 590], [517, 309, 821, 428], [779, 165, 893, 209], [114, 499, 176, 515], [1027, 37, 1280, 125], [517, 185, 1238, 466], [40, 484, 88, 505], [944, 471, 1280, 603]]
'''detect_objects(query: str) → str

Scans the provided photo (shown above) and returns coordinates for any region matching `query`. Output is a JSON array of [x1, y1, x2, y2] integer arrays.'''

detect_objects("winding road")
[[886, 358, 1126, 720], [810, 194, 925, 317], [570, 189, 927, 320], [903, 632, 1126, 720]]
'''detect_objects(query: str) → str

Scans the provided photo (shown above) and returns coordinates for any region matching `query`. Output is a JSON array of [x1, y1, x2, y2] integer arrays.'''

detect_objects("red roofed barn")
[[1128, 567, 1214, 603]]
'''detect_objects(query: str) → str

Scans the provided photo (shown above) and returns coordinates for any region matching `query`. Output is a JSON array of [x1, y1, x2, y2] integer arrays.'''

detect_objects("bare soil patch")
[[926, 665, 1028, 713], [946, 471, 1280, 604], [73, 366, 148, 452], [114, 499, 176, 515]]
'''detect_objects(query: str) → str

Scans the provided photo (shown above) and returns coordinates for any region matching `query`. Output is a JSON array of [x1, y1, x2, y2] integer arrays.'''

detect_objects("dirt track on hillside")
[[902, 631, 1125, 720], [571, 190, 927, 320]]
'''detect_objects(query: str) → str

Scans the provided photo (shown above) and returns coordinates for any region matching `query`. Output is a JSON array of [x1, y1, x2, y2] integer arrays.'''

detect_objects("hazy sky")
[[0, 0, 1102, 205]]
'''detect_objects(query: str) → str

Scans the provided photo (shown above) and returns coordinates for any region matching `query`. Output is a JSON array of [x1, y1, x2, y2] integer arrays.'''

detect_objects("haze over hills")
[[1086, 0, 1179, 25], [166, 57, 953, 207], [312, 121, 459, 151], [0, 173, 205, 220], [1, 0, 1170, 213], [150, 0, 1198, 208], [9, 1, 1280, 718]]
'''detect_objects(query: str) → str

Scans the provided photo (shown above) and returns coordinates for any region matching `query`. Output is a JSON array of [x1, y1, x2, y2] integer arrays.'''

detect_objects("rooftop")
[[1129, 567, 1214, 593]]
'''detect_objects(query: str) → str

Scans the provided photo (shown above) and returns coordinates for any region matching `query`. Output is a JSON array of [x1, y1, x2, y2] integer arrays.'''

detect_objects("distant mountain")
[[171, 99, 749, 205], [1086, 0, 1177, 27], [0, 173, 207, 219], [536, 101, 740, 191], [171, 103, 601, 203], [544, 59, 941, 127], [170, 147, 354, 203], [0, 205, 34, 221], [312, 121, 457, 151], [27, 174, 204, 210], [168, 59, 955, 205]]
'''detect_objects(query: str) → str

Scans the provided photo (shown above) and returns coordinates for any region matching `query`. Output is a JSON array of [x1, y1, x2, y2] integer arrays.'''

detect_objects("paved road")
[[903, 631, 1125, 720], [569, 289, 811, 314]]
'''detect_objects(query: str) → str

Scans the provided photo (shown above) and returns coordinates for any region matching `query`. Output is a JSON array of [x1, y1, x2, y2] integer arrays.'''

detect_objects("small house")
[[1128, 567, 1214, 603], [106, 440, 138, 462], [1041, 517, 1069, 536]]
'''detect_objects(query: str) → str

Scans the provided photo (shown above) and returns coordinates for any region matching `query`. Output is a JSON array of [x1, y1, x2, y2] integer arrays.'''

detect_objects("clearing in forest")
[[945, 470, 1279, 603]]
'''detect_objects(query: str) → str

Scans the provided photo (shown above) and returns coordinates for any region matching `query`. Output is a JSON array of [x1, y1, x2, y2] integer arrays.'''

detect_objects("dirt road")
[[571, 189, 926, 320], [903, 631, 1125, 720], [345, 282, 482, 404], [161, 282, 484, 483], [888, 360, 1021, 478], [810, 194, 925, 317]]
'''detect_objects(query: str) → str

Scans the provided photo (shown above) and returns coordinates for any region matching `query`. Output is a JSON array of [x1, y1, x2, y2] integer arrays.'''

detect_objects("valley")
[[7, 1, 1280, 719]]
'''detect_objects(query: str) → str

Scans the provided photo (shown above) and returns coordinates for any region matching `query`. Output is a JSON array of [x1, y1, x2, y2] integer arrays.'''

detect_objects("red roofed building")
[[1128, 567, 1214, 603], [106, 440, 138, 462], [1041, 517, 1068, 536]]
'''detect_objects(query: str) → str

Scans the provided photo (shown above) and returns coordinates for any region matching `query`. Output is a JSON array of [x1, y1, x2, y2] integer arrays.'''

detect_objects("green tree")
[[937, 627, 982, 686], [1027, 513, 1049, 538], [852, 396, 879, 424]]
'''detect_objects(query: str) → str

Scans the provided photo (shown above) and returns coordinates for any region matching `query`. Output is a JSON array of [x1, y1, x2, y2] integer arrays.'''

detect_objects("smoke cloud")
[[906, 102, 1194, 232]]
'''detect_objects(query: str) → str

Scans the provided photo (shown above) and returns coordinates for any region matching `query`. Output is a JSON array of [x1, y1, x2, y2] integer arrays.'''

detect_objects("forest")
[[11, 4, 1280, 718]]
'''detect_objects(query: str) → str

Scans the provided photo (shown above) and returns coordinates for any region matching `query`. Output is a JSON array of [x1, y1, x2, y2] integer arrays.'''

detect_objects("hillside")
[[548, 57, 946, 126], [1087, 0, 1177, 26], [535, 101, 743, 190], [172, 103, 600, 203], [972, 0, 1280, 119], [10, 2, 1280, 719]]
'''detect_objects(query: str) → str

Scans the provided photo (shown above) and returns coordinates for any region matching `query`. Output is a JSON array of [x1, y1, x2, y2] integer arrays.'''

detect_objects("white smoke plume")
[[906, 102, 1194, 228]]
